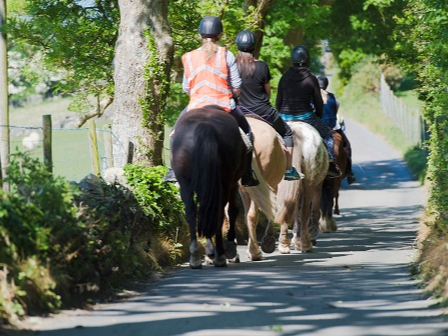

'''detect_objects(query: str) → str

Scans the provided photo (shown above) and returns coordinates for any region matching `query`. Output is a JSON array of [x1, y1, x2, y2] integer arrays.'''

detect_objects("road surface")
[[17, 119, 448, 336]]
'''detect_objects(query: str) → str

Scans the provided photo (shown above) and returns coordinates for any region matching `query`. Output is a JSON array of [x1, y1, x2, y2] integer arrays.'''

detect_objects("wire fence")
[[7, 123, 126, 182], [380, 73, 427, 147]]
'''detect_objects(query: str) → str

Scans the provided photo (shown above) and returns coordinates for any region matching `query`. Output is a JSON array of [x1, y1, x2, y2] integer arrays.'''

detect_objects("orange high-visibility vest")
[[182, 46, 232, 112]]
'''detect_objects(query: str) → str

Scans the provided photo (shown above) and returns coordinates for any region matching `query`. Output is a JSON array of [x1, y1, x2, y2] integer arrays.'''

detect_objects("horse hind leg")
[[180, 187, 203, 269], [244, 198, 263, 261], [334, 193, 340, 216], [224, 189, 239, 260], [295, 186, 313, 253], [204, 238, 215, 265], [214, 230, 228, 267], [189, 240, 202, 269], [261, 220, 276, 254]]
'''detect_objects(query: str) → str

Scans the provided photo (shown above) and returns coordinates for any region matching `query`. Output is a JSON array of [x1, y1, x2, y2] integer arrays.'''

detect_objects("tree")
[[112, 0, 173, 167], [325, 0, 406, 81], [0, 0, 8, 183], [8, 0, 119, 122]]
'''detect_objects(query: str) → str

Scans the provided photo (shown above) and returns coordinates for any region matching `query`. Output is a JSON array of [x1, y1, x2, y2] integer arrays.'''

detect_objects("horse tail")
[[244, 160, 277, 221], [191, 123, 222, 238]]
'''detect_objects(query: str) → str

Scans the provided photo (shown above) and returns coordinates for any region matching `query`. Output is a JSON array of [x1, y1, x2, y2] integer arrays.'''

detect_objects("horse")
[[238, 116, 285, 261], [319, 130, 347, 233], [171, 106, 246, 268], [276, 121, 329, 253]]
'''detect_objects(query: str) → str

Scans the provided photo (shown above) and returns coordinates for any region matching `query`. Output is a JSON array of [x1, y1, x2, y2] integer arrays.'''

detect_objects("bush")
[[0, 153, 189, 326]]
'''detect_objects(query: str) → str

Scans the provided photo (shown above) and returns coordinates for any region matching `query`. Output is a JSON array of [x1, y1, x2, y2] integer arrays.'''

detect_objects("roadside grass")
[[9, 97, 114, 181]]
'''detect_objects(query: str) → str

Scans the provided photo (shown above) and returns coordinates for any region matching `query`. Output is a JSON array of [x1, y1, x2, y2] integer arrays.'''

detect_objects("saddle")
[[244, 114, 288, 153]]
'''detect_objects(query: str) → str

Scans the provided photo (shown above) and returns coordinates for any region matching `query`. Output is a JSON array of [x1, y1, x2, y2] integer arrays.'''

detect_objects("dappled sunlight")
[[21, 119, 447, 336]]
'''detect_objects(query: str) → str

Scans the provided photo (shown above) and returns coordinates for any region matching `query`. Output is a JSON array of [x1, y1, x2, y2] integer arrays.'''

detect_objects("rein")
[[239, 105, 274, 128], [239, 104, 287, 151]]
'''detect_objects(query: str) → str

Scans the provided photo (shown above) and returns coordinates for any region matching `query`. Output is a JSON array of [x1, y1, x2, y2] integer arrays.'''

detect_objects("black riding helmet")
[[199, 16, 223, 38], [291, 45, 310, 67], [317, 75, 329, 89], [236, 30, 256, 52]]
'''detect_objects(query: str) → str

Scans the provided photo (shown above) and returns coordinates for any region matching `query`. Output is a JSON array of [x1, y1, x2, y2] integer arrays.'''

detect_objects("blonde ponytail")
[[202, 38, 218, 62]]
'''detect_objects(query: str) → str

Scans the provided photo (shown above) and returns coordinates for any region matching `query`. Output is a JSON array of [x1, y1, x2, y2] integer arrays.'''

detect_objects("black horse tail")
[[191, 123, 222, 238], [320, 178, 333, 218]]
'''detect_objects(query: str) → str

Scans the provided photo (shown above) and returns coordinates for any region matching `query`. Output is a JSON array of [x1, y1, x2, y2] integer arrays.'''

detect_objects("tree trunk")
[[113, 0, 173, 167], [0, 0, 9, 183], [244, 0, 278, 59]]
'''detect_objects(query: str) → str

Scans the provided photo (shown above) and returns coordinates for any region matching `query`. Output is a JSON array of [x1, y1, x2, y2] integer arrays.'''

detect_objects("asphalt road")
[[17, 119, 448, 336]]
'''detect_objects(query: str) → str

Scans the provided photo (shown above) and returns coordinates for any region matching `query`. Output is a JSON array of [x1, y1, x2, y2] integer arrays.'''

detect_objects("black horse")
[[171, 106, 246, 268]]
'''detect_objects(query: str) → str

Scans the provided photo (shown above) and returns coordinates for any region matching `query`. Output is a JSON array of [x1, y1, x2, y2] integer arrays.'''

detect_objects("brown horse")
[[239, 116, 286, 261], [276, 122, 329, 253], [319, 130, 347, 233], [171, 106, 246, 268]]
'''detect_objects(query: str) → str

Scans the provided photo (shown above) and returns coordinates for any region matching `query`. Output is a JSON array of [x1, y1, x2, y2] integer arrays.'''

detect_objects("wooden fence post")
[[103, 124, 113, 169], [43, 115, 53, 173], [88, 119, 100, 176]]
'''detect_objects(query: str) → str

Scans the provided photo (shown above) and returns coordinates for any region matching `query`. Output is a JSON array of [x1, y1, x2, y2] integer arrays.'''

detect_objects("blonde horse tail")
[[243, 158, 277, 221]]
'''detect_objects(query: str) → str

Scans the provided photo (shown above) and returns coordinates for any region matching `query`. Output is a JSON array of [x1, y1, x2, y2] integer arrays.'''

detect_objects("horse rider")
[[163, 16, 259, 187], [235, 29, 302, 181], [318, 75, 356, 184], [276, 45, 342, 178]]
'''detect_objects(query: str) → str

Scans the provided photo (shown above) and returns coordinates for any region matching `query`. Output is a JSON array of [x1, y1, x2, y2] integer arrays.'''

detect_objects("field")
[[8, 97, 173, 182]]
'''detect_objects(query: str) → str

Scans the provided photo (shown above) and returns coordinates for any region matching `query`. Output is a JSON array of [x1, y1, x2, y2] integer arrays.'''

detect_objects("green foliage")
[[0, 152, 186, 324], [389, 1, 448, 234], [123, 164, 186, 237], [264, 0, 331, 73], [6, 0, 119, 110], [1, 153, 80, 265], [404, 146, 428, 184], [327, 0, 406, 82]]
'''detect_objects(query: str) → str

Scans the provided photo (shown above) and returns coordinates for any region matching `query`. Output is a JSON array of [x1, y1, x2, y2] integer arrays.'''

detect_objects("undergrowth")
[[0, 153, 188, 327]]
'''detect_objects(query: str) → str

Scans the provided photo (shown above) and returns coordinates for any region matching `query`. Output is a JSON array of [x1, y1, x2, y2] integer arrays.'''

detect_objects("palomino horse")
[[319, 130, 347, 233], [276, 122, 329, 253], [239, 116, 285, 261], [171, 106, 246, 268]]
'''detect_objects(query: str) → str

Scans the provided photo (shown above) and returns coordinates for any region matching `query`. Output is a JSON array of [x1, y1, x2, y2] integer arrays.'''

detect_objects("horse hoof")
[[214, 255, 228, 267], [189, 257, 203, 269], [278, 244, 290, 254], [300, 243, 314, 253], [261, 235, 276, 253], [246, 250, 263, 261], [204, 255, 214, 265], [228, 254, 240, 263], [224, 241, 237, 259], [312, 239, 317, 246]]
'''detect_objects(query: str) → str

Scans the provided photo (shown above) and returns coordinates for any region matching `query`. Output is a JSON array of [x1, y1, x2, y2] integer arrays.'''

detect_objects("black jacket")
[[276, 67, 323, 118]]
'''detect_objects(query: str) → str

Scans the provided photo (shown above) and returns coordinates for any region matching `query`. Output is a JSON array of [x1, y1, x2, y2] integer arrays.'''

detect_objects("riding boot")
[[241, 151, 259, 187], [241, 132, 259, 187], [328, 160, 342, 178]]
